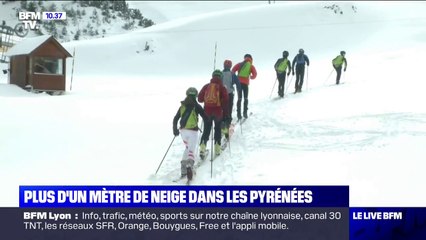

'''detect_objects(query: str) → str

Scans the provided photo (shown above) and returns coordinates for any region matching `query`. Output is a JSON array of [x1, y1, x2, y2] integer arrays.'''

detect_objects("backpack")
[[276, 59, 289, 73], [204, 83, 221, 107], [221, 71, 233, 94], [179, 105, 198, 129], [238, 61, 252, 78], [296, 54, 305, 64], [332, 55, 344, 67]]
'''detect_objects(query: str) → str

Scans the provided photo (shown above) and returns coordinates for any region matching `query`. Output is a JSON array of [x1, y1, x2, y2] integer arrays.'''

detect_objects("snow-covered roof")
[[6, 35, 52, 56]]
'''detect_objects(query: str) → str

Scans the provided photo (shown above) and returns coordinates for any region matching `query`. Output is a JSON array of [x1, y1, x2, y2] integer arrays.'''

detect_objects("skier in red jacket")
[[198, 70, 229, 157], [232, 54, 257, 119]]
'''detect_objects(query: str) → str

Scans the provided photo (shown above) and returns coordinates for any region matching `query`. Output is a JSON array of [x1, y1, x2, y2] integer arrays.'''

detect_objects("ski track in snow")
[[150, 119, 251, 185], [259, 112, 426, 152], [150, 81, 426, 185]]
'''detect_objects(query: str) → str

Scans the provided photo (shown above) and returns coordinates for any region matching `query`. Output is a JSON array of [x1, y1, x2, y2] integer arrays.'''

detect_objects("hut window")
[[33, 57, 63, 75]]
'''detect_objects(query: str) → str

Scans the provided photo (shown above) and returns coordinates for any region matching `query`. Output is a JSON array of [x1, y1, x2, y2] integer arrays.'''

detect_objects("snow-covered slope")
[[0, 1, 426, 207]]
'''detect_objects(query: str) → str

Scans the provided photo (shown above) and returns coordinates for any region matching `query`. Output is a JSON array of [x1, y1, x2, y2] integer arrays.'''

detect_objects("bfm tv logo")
[[19, 12, 66, 30], [19, 12, 41, 30]]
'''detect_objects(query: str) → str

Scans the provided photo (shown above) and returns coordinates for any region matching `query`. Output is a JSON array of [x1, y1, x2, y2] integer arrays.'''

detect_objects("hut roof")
[[6, 35, 72, 57]]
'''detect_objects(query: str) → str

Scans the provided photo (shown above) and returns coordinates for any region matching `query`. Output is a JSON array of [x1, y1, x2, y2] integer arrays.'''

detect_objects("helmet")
[[340, 51, 346, 55], [224, 59, 232, 68], [299, 48, 304, 54], [186, 87, 198, 97], [244, 53, 252, 60], [212, 69, 223, 79], [282, 51, 289, 57]]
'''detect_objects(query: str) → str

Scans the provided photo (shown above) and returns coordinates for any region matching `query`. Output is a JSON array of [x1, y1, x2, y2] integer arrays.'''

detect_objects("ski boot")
[[180, 160, 188, 178], [186, 167, 193, 180], [199, 143, 206, 159], [222, 127, 229, 140], [214, 143, 221, 156]]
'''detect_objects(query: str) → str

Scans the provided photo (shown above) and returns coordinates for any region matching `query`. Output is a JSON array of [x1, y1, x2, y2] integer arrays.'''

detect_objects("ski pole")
[[269, 77, 278, 99], [285, 74, 293, 94], [227, 123, 232, 156], [197, 119, 204, 144], [210, 118, 215, 178], [306, 66, 309, 92], [323, 68, 334, 85], [155, 136, 176, 175], [228, 133, 232, 157], [213, 42, 217, 70]]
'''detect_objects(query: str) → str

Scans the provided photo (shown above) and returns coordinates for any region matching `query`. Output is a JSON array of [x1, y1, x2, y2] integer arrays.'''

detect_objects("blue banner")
[[13, 186, 426, 239], [350, 207, 426, 240]]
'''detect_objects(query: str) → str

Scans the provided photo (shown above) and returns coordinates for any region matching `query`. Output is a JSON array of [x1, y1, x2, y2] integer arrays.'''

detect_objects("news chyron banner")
[[1, 185, 348, 239], [0, 185, 425, 239]]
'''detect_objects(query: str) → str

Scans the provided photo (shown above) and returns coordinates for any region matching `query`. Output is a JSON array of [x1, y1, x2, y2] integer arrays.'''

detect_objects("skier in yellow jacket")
[[332, 51, 347, 85], [274, 51, 292, 98]]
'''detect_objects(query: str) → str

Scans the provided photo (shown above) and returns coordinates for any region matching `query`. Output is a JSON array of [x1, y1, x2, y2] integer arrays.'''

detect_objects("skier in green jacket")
[[274, 51, 292, 98], [332, 51, 347, 85]]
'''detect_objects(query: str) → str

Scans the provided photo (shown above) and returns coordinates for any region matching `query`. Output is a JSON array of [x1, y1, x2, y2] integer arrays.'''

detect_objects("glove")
[[344, 68, 346, 72], [173, 127, 179, 136], [287, 72, 290, 76], [292, 71, 295, 76]]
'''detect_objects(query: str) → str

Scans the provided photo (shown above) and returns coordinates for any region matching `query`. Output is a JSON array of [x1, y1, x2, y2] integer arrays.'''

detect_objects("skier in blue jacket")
[[292, 48, 310, 93]]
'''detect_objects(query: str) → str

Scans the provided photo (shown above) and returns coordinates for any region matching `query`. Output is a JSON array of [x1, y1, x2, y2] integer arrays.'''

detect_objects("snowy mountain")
[[1, 1, 426, 208], [0, 0, 155, 42]]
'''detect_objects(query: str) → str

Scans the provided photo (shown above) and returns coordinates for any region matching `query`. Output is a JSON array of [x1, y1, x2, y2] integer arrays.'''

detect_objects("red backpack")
[[204, 83, 221, 107]]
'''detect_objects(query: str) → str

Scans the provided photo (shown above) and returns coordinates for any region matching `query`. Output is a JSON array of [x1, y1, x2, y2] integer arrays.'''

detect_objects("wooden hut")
[[6, 35, 72, 94]]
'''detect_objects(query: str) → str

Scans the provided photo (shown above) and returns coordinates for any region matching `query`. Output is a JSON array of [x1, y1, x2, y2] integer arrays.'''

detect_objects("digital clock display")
[[43, 12, 67, 20]]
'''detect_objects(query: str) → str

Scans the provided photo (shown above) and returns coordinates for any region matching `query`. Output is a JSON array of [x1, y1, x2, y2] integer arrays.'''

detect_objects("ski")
[[172, 150, 209, 183], [221, 137, 230, 151], [172, 175, 186, 183], [240, 112, 253, 125], [173, 172, 197, 183], [229, 122, 236, 137], [272, 96, 285, 101], [220, 122, 235, 150], [174, 118, 240, 184], [185, 153, 217, 185]]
